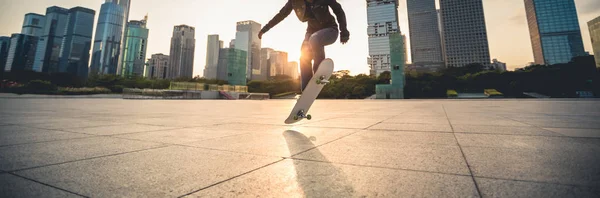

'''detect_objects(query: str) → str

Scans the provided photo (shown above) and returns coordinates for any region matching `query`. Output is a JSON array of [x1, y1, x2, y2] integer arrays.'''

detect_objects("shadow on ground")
[[283, 130, 355, 197]]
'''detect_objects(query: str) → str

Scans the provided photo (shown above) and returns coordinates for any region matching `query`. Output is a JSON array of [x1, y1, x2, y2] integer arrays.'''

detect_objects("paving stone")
[[0, 125, 92, 146], [300, 118, 382, 129], [189, 159, 479, 198], [294, 131, 470, 175], [544, 128, 600, 138], [15, 146, 280, 197], [453, 125, 562, 136], [0, 174, 81, 198], [25, 119, 125, 130], [449, 118, 529, 127], [0, 137, 164, 171], [523, 121, 600, 129], [458, 134, 600, 186], [476, 177, 600, 198], [62, 124, 179, 136], [182, 127, 358, 157], [0, 98, 599, 197], [114, 124, 263, 144], [383, 117, 450, 124], [369, 123, 453, 132]]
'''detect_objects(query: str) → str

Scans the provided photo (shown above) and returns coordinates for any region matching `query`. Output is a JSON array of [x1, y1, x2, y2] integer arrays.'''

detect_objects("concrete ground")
[[0, 99, 599, 197]]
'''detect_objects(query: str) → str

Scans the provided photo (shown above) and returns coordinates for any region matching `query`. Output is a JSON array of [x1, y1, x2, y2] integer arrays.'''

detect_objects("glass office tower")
[[366, 0, 401, 76], [59, 7, 96, 78], [120, 16, 149, 77], [32, 6, 68, 73], [4, 34, 38, 72], [525, 0, 585, 65], [21, 13, 46, 37], [90, 0, 129, 75], [588, 16, 600, 67]]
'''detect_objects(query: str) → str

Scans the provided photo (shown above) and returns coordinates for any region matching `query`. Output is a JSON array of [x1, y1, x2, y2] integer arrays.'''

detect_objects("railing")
[[219, 90, 235, 100]]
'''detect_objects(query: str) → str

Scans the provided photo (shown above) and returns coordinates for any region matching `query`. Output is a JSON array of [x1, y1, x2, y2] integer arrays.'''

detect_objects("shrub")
[[57, 87, 112, 95], [26, 80, 57, 91]]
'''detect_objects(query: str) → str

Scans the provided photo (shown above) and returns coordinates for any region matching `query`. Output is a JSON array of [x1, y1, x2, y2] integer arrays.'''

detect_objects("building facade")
[[525, 0, 586, 65], [32, 6, 68, 73], [376, 33, 405, 99], [120, 16, 149, 77], [286, 61, 299, 79], [269, 51, 288, 77], [21, 13, 46, 37], [258, 48, 274, 81], [234, 20, 261, 80], [90, 0, 129, 75], [0, 37, 11, 72], [204, 34, 222, 79], [169, 25, 195, 79], [145, 53, 169, 79], [440, 0, 491, 68], [366, 0, 401, 76], [216, 48, 247, 85], [490, 59, 507, 71], [407, 0, 444, 71], [4, 34, 38, 72], [588, 16, 600, 67], [227, 48, 248, 86], [217, 48, 229, 81], [58, 7, 95, 78]]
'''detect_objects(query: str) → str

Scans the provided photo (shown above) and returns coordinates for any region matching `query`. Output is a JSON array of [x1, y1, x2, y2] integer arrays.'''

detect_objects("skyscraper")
[[204, 34, 222, 79], [258, 48, 274, 81], [440, 0, 491, 68], [217, 48, 229, 81], [269, 51, 288, 77], [90, 0, 130, 75], [589, 16, 600, 67], [234, 20, 261, 80], [145, 53, 169, 79], [375, 33, 405, 99], [407, 0, 444, 71], [0, 37, 11, 72], [32, 6, 68, 73], [169, 25, 195, 79], [366, 0, 401, 76], [226, 48, 248, 86], [21, 13, 46, 37], [525, 0, 586, 65], [120, 15, 149, 77], [58, 7, 95, 78], [4, 34, 38, 72], [286, 61, 299, 79]]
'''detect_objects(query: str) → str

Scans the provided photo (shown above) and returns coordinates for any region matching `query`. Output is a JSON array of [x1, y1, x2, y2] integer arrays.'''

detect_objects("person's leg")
[[308, 28, 339, 72], [299, 33, 313, 91]]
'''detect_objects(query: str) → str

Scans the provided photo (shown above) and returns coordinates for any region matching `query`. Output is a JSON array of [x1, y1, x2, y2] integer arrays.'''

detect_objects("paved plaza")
[[0, 98, 599, 197]]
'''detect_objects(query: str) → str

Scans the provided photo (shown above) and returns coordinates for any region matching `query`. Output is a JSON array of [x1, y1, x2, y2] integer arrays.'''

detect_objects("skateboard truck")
[[316, 75, 330, 84], [293, 110, 312, 121]]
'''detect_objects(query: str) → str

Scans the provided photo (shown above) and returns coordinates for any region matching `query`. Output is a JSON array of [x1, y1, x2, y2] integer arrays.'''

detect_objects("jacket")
[[261, 0, 348, 34]]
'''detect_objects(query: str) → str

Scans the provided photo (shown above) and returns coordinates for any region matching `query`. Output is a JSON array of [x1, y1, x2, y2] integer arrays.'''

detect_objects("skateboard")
[[284, 58, 334, 124]]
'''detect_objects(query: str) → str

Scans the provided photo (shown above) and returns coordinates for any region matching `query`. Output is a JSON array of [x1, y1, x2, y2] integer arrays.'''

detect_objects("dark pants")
[[300, 27, 338, 91]]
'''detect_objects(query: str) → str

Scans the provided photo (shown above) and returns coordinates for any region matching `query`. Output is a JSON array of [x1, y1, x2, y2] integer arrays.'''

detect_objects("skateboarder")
[[259, 0, 349, 91]]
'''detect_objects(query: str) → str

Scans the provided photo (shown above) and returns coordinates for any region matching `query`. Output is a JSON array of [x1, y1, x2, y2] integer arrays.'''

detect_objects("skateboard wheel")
[[293, 115, 299, 120], [306, 114, 312, 120], [316, 79, 321, 84]]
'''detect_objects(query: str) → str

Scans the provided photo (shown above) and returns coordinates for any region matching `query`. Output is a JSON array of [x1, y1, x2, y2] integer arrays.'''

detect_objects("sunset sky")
[[0, 0, 598, 76]]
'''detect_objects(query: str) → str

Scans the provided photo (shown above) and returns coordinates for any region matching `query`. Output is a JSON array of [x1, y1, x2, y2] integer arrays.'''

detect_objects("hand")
[[340, 30, 349, 44], [258, 31, 264, 40]]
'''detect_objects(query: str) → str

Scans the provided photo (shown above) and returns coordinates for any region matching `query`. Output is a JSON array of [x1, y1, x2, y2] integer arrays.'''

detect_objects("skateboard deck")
[[284, 58, 334, 124]]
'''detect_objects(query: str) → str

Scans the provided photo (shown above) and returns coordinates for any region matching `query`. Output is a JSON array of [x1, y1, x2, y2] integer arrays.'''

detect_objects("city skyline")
[[0, 0, 598, 76]]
